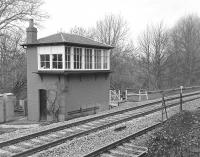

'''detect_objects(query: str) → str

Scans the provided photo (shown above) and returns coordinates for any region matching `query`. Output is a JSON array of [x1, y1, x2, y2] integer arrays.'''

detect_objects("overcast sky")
[[38, 0, 200, 43]]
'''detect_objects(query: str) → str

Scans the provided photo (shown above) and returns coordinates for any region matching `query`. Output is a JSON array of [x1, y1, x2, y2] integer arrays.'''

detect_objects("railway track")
[[0, 91, 199, 157], [83, 122, 163, 157]]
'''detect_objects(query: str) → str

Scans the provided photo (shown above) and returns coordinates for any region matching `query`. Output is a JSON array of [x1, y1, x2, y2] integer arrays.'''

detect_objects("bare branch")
[[0, 0, 48, 33]]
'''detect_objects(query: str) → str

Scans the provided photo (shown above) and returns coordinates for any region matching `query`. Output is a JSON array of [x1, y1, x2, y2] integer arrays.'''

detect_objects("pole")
[[146, 91, 148, 100], [163, 95, 168, 119], [161, 93, 168, 122], [139, 90, 141, 101], [125, 90, 128, 101], [119, 90, 121, 101]]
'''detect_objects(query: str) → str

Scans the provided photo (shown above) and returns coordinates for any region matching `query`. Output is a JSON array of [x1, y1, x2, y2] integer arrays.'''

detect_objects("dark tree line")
[[138, 23, 168, 90]]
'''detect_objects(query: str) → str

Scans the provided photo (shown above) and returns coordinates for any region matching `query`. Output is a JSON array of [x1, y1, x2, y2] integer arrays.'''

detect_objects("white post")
[[70, 47, 74, 70], [146, 91, 148, 100], [101, 50, 103, 70], [139, 90, 141, 101], [62, 47, 65, 70], [82, 48, 85, 70], [92, 49, 95, 69], [50, 54, 53, 69], [119, 90, 121, 100], [180, 86, 183, 94], [125, 90, 128, 101]]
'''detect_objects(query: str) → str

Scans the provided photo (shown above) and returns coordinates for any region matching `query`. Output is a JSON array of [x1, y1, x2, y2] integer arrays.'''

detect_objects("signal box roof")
[[22, 33, 114, 49]]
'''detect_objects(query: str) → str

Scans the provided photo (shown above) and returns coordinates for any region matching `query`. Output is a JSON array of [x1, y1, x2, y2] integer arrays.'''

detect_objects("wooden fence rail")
[[125, 85, 200, 102]]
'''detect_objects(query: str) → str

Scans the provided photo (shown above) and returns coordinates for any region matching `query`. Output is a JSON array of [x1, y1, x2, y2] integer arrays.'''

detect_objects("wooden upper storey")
[[37, 45, 111, 71]]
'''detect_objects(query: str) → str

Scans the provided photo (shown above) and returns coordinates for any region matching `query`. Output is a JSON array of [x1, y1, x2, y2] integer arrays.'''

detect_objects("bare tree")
[[0, 0, 48, 98], [168, 14, 200, 86], [0, 0, 48, 33], [95, 14, 129, 48], [70, 26, 95, 39], [70, 14, 129, 50], [137, 23, 168, 90], [70, 14, 137, 91], [110, 43, 138, 91], [0, 31, 26, 97], [138, 26, 152, 89], [94, 14, 137, 90], [151, 23, 168, 89]]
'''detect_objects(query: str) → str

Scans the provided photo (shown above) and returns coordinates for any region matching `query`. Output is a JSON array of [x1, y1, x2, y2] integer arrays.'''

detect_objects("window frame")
[[38, 46, 64, 71], [73, 47, 82, 69], [52, 54, 63, 69], [85, 48, 93, 69], [65, 46, 71, 69], [103, 50, 108, 69], [94, 49, 101, 69], [40, 54, 50, 69], [37, 46, 110, 71]]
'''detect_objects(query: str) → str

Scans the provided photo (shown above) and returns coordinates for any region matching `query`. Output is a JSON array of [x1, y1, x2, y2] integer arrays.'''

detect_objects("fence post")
[[161, 93, 168, 122], [139, 90, 141, 101], [119, 90, 121, 100], [180, 86, 183, 112], [145, 91, 148, 100]]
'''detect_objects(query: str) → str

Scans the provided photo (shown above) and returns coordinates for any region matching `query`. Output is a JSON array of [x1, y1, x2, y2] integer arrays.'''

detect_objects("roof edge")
[[21, 42, 114, 49]]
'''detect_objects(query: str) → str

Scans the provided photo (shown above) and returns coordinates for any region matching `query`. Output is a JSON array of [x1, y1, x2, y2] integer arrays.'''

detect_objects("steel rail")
[[11, 96, 200, 157], [0, 91, 199, 148], [83, 122, 163, 157]]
